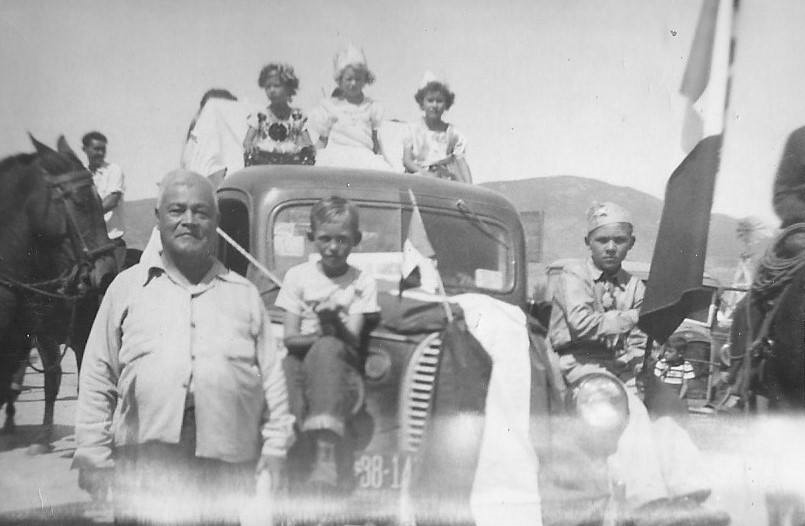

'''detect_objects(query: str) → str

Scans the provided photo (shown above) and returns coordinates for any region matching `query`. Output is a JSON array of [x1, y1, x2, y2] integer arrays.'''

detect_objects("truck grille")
[[399, 332, 441, 453]]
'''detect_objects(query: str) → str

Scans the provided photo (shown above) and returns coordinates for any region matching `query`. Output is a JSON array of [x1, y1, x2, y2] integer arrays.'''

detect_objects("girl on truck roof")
[[308, 44, 392, 171], [403, 72, 472, 184]]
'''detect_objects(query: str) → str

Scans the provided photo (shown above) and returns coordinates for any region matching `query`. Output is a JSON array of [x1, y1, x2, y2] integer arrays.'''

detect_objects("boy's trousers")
[[283, 335, 363, 437]]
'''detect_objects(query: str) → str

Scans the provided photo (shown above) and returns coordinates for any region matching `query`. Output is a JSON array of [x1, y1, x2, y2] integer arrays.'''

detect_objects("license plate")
[[354, 453, 412, 490]]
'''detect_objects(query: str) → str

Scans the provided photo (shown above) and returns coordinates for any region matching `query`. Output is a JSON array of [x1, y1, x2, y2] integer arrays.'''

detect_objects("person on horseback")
[[73, 170, 294, 523], [83, 131, 126, 272], [727, 126, 805, 412], [83, 131, 125, 240]]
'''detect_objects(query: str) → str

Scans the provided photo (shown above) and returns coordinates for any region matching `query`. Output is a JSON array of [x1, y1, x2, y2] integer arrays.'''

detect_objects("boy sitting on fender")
[[275, 196, 379, 492]]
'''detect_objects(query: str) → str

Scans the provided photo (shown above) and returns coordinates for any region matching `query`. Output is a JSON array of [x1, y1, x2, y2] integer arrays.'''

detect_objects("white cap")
[[333, 44, 368, 80], [419, 70, 439, 88], [586, 201, 632, 234]]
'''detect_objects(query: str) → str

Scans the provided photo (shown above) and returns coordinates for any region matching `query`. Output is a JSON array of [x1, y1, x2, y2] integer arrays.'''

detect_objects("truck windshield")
[[269, 202, 513, 293]]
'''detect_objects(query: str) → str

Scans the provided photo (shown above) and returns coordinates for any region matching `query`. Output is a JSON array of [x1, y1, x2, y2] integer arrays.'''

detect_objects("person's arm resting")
[[402, 143, 421, 173], [557, 269, 639, 340], [101, 192, 121, 213], [283, 311, 319, 354]]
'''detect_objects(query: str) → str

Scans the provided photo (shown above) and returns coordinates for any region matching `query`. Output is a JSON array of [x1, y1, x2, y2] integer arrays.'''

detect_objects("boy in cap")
[[548, 201, 647, 379], [547, 203, 711, 509]]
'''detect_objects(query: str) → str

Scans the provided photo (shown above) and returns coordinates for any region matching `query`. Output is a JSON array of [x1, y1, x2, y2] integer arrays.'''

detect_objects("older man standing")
[[73, 170, 293, 524]]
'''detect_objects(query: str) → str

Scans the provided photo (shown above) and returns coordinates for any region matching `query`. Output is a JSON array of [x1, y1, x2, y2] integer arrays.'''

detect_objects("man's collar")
[[586, 257, 630, 286], [140, 245, 230, 288], [85, 160, 108, 173]]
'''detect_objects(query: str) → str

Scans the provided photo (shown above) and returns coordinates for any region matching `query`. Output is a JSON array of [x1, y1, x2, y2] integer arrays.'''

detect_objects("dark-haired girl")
[[244, 62, 313, 164], [403, 72, 472, 183]]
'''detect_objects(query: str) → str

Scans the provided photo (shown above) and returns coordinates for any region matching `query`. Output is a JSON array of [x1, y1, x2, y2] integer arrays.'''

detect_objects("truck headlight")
[[574, 373, 629, 434], [365, 350, 392, 381]]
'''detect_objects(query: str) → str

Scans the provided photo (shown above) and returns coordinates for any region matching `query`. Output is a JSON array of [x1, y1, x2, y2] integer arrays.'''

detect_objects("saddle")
[[731, 223, 805, 409]]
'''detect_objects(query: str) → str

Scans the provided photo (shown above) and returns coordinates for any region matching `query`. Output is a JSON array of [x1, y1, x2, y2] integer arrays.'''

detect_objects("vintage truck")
[[215, 165, 728, 526]]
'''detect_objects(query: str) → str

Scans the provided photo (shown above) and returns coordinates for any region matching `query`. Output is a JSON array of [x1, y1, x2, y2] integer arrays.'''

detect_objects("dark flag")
[[638, 135, 722, 342]]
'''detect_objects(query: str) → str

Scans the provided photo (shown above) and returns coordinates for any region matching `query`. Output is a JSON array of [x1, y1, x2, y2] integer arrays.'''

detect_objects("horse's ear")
[[29, 133, 73, 175], [29, 133, 56, 157], [56, 135, 84, 166]]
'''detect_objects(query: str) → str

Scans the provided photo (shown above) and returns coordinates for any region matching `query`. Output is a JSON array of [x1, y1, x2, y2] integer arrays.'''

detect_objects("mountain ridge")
[[482, 175, 762, 283], [120, 175, 761, 285]]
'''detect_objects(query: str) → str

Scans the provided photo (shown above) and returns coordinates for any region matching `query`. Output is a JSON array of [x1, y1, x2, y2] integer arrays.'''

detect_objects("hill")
[[122, 198, 157, 250], [122, 175, 765, 285], [482, 176, 765, 284]]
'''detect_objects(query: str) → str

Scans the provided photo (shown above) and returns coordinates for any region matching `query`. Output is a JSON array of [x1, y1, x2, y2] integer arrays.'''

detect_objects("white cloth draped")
[[181, 99, 253, 177]]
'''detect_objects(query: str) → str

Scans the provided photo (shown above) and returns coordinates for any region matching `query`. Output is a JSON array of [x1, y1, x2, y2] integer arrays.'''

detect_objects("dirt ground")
[[0, 353, 799, 526], [0, 352, 100, 524]]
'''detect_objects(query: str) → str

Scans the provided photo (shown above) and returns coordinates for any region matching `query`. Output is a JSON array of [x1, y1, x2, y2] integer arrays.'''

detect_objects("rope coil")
[[752, 222, 805, 301]]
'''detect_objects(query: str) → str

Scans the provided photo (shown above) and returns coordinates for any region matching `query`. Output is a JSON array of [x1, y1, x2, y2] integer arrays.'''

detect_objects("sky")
[[2, 0, 803, 228]]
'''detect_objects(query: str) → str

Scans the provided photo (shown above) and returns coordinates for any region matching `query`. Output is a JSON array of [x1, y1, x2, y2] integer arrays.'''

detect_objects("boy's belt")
[[554, 341, 610, 360]]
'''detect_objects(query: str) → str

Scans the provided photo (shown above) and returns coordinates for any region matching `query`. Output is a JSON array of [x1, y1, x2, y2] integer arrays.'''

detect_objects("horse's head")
[[28, 135, 118, 292]]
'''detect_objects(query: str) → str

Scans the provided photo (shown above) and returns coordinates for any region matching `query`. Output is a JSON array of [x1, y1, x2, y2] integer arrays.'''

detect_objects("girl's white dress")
[[404, 118, 468, 168], [309, 96, 391, 170]]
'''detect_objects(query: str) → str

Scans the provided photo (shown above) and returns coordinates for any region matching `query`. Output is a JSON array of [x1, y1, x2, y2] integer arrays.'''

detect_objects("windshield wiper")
[[455, 199, 511, 250]]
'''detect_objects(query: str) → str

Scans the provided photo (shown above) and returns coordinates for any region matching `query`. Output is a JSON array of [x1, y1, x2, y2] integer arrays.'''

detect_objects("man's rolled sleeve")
[[106, 164, 125, 196], [255, 304, 295, 457], [73, 283, 123, 470]]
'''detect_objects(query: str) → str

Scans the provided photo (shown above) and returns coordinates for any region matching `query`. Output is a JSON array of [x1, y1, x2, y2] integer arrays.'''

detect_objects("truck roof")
[[219, 165, 517, 211]]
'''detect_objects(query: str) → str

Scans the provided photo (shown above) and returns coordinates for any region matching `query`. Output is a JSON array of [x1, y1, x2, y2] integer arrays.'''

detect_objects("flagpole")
[[407, 189, 454, 322]]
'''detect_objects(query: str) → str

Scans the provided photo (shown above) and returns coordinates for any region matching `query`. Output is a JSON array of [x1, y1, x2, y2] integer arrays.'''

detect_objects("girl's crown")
[[333, 44, 368, 80], [419, 70, 445, 89]]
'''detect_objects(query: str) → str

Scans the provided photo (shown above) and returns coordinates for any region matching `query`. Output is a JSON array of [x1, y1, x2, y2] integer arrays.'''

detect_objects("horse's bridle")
[[46, 168, 119, 261], [0, 167, 118, 300]]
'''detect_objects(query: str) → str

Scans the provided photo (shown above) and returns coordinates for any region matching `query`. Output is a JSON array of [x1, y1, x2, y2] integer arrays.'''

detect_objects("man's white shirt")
[[90, 161, 125, 239]]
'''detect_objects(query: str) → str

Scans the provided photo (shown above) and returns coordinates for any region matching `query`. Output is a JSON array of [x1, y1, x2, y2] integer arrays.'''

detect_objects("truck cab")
[[216, 165, 527, 512]]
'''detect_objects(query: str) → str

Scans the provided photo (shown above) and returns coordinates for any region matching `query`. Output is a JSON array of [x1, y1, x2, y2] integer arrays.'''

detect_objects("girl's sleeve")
[[402, 122, 415, 148], [450, 127, 468, 157], [246, 111, 259, 129], [370, 101, 384, 130], [310, 100, 340, 139]]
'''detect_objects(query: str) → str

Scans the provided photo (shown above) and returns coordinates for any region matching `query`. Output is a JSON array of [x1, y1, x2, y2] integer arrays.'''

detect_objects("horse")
[[0, 135, 118, 450], [728, 224, 805, 412]]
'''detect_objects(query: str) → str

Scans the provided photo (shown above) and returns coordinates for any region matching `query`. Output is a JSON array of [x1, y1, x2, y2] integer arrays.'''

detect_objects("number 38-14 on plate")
[[354, 453, 412, 490]]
